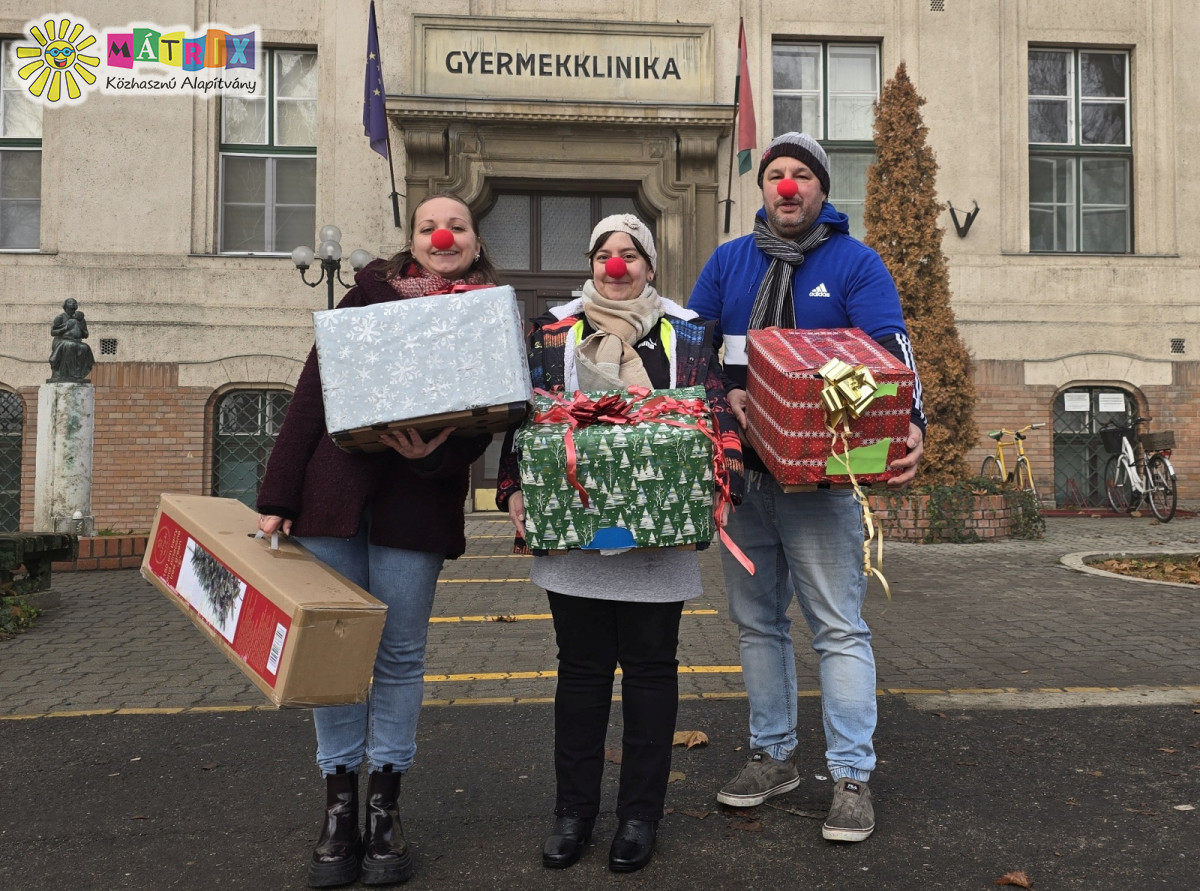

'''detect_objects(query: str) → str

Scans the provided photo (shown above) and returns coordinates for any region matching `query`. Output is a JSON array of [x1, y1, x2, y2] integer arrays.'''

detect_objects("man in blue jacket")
[[689, 132, 926, 842]]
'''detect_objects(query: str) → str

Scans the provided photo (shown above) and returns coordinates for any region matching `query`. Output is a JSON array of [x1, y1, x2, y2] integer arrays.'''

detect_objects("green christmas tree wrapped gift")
[[516, 386, 718, 551]]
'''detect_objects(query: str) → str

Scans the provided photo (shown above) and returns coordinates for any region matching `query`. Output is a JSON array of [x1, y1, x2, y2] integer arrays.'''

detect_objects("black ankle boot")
[[360, 766, 415, 885], [308, 767, 361, 888], [608, 819, 657, 873], [541, 815, 595, 869]]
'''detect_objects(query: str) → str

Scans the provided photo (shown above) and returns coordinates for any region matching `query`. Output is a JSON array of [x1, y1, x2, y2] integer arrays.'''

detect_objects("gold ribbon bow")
[[819, 358, 880, 430], [817, 358, 891, 600]]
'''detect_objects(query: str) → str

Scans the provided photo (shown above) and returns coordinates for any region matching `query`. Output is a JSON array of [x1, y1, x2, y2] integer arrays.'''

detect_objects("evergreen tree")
[[864, 62, 976, 485]]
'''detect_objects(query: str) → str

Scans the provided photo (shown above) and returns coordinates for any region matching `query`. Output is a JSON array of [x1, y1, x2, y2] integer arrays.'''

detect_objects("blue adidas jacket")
[[688, 202, 925, 433]]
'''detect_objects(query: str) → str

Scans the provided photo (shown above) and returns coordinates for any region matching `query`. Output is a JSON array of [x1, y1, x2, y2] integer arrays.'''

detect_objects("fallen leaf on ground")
[[994, 870, 1032, 887], [200, 763, 219, 771], [604, 748, 622, 764], [730, 819, 762, 832], [1174, 804, 1195, 811], [668, 770, 686, 783], [490, 615, 516, 623], [672, 730, 709, 749], [679, 809, 710, 820], [1159, 748, 1178, 754]]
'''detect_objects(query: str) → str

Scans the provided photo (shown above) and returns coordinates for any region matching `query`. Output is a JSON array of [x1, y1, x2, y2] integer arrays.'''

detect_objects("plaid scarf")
[[387, 261, 488, 298], [748, 215, 832, 329]]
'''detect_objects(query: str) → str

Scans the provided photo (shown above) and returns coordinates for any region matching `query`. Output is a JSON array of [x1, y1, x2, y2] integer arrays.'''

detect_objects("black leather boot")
[[541, 815, 595, 869], [307, 767, 361, 888], [360, 765, 415, 885], [608, 819, 657, 873]]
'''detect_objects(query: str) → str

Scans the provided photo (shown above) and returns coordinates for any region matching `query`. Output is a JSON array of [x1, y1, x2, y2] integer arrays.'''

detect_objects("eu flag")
[[363, 1, 388, 158]]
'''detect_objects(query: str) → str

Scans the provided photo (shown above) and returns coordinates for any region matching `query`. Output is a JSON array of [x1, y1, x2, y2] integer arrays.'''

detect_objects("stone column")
[[34, 382, 96, 535]]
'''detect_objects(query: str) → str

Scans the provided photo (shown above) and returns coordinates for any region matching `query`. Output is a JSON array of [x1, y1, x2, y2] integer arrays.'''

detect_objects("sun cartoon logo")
[[14, 16, 101, 105]]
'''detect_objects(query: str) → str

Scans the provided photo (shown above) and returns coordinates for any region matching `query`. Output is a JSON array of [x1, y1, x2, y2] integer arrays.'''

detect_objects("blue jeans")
[[720, 472, 876, 782], [296, 524, 443, 776]]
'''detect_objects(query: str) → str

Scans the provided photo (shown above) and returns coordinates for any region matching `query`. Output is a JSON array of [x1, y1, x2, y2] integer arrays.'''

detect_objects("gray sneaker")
[[716, 750, 800, 807], [822, 778, 875, 841]]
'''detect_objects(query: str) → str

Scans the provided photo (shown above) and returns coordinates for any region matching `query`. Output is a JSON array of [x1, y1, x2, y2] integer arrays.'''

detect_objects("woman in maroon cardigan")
[[258, 193, 496, 888]]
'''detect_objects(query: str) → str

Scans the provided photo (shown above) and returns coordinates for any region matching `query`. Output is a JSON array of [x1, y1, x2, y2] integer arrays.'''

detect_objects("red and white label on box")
[[146, 511, 292, 686]]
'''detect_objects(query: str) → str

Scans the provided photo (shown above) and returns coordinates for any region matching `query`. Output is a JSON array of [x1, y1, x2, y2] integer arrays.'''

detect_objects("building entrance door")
[[470, 187, 650, 509]]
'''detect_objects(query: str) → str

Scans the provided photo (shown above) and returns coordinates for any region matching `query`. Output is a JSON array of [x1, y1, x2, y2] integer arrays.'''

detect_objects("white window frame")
[[0, 39, 43, 251], [1028, 47, 1132, 254], [218, 48, 316, 255], [772, 41, 880, 239]]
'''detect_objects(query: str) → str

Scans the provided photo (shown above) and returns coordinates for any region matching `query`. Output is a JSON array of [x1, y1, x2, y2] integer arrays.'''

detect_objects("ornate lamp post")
[[291, 225, 374, 309]]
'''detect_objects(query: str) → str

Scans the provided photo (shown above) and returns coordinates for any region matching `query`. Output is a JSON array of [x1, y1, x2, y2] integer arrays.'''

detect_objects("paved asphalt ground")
[[2, 514, 1198, 890]]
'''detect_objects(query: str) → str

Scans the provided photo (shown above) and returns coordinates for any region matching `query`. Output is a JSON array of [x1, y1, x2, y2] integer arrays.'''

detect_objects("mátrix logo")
[[12, 14, 262, 105]]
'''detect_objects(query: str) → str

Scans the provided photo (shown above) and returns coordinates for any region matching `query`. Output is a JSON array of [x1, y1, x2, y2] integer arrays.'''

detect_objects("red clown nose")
[[430, 229, 455, 250], [604, 257, 628, 279], [776, 178, 799, 199]]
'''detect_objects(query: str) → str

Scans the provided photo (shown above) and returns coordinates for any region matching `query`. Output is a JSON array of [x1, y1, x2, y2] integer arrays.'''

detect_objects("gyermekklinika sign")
[[415, 16, 714, 104]]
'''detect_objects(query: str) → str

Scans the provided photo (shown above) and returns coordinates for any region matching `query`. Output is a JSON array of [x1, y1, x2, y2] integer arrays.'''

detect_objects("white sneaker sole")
[[821, 823, 874, 842], [716, 775, 801, 807]]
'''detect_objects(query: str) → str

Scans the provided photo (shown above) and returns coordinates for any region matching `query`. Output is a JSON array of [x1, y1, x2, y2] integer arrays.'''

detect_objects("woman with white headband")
[[497, 213, 743, 873]]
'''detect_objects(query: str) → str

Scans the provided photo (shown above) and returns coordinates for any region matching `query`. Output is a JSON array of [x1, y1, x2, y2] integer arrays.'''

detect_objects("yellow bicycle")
[[981, 423, 1045, 497]]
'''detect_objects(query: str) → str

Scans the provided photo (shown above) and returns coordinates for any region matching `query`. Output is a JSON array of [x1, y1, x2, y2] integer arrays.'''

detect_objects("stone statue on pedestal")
[[48, 298, 95, 384]]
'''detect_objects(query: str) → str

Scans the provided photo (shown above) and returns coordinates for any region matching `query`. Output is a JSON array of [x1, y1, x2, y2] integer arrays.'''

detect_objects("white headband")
[[587, 214, 656, 271]]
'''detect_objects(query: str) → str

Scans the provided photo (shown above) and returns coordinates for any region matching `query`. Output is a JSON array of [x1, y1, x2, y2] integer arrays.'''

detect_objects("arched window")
[[212, 389, 292, 508], [0, 390, 22, 531]]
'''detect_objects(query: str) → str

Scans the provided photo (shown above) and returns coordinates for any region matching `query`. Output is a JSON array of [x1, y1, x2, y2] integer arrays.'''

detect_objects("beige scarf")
[[575, 280, 663, 391]]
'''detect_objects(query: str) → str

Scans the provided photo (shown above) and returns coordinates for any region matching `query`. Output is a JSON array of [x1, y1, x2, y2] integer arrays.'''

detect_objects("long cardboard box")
[[141, 494, 387, 707]]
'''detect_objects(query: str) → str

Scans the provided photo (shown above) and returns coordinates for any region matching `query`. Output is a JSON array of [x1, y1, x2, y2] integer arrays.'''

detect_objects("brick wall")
[[53, 534, 148, 572], [969, 360, 1058, 495], [20, 363, 211, 532], [869, 493, 1014, 542], [971, 360, 1198, 507]]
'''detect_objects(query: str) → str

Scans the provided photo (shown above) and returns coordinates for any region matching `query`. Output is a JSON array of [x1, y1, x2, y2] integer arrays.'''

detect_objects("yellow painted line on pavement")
[[438, 578, 530, 583], [44, 708, 116, 718], [425, 663, 746, 682], [116, 707, 186, 715], [5, 685, 1200, 719], [430, 609, 718, 623], [188, 705, 264, 713]]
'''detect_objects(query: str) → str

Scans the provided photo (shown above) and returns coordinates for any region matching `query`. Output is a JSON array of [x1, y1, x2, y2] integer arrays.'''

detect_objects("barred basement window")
[[0, 390, 23, 532], [99, 338, 117, 355], [212, 389, 292, 509], [930, 0, 945, 11], [1170, 338, 1185, 354]]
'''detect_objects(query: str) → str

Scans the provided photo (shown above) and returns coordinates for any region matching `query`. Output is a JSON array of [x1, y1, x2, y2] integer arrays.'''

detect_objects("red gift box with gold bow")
[[746, 327, 914, 488]]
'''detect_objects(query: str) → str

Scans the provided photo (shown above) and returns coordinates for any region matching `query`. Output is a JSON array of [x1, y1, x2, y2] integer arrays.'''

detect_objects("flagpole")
[[723, 66, 740, 235], [382, 109, 403, 230]]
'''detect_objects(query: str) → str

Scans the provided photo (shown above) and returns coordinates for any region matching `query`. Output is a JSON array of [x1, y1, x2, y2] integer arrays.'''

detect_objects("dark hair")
[[586, 231, 653, 272], [377, 192, 500, 283]]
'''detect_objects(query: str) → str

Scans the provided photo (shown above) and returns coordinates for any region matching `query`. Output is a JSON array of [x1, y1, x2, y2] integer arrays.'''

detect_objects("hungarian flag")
[[363, 1, 388, 158], [735, 18, 757, 175]]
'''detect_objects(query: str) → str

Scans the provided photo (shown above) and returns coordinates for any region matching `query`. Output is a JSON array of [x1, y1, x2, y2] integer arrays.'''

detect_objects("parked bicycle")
[[1100, 416, 1178, 522], [981, 423, 1045, 497]]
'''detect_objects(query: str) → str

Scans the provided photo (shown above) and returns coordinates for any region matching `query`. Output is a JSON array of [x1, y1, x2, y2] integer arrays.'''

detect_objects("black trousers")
[[546, 590, 684, 822]]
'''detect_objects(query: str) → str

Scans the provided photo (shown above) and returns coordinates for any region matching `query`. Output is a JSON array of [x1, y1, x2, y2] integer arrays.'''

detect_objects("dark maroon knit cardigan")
[[257, 259, 493, 559]]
